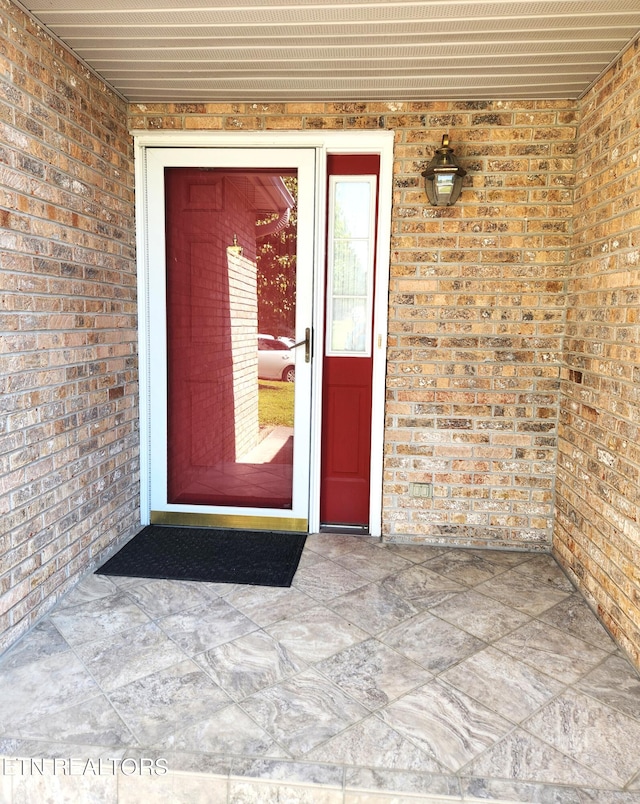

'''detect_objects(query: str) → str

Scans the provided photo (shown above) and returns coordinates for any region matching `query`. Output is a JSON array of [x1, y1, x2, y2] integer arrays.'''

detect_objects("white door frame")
[[133, 130, 394, 537]]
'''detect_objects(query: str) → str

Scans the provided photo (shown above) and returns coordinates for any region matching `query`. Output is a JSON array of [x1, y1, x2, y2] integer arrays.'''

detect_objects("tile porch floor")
[[1, 533, 640, 803]]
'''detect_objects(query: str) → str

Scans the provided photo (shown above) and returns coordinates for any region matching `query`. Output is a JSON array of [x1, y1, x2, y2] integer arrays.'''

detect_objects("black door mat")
[[95, 525, 307, 587]]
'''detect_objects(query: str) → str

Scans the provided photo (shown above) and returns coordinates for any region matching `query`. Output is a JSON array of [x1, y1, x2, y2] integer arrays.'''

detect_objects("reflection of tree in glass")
[[256, 176, 297, 338]]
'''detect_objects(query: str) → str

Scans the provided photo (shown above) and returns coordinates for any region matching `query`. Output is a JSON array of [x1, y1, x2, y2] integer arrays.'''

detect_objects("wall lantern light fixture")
[[421, 134, 467, 206]]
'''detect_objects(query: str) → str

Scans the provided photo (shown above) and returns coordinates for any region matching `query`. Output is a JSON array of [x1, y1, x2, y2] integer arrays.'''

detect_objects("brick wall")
[[554, 39, 640, 667], [0, 3, 138, 652], [227, 249, 260, 461], [130, 101, 575, 549], [386, 105, 573, 548]]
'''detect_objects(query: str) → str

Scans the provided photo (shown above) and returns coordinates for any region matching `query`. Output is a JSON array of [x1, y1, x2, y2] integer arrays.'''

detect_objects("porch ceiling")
[[22, 0, 640, 102]]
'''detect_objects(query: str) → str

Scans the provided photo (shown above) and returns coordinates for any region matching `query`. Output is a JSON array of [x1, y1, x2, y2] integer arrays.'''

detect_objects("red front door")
[[320, 154, 380, 528]]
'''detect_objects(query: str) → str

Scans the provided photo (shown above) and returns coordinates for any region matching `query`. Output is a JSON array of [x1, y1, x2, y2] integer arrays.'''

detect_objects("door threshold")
[[320, 523, 370, 535]]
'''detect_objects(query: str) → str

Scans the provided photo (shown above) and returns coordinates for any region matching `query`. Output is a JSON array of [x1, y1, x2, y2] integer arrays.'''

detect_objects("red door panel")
[[320, 154, 380, 527]]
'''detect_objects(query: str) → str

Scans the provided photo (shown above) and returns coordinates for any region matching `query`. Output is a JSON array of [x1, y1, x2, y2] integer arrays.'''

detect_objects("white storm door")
[[144, 147, 316, 531]]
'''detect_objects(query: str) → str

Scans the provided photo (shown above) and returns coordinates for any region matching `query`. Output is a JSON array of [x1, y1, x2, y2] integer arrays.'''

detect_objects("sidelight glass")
[[326, 176, 376, 356]]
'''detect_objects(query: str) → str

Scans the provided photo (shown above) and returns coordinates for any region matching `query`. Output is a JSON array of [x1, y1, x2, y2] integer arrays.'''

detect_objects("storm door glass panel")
[[326, 176, 376, 356], [164, 168, 298, 508]]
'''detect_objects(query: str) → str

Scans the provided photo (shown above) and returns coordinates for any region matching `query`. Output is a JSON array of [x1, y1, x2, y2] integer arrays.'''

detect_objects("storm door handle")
[[290, 327, 312, 362]]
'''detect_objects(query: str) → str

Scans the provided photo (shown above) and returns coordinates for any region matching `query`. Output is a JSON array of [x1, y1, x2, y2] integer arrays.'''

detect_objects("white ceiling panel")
[[20, 0, 640, 101]]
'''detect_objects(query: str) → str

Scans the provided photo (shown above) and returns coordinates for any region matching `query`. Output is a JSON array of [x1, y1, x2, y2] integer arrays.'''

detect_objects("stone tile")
[[538, 594, 618, 652], [573, 793, 640, 803], [461, 777, 599, 803], [266, 605, 368, 663], [109, 659, 230, 745], [304, 533, 362, 559], [75, 621, 187, 692], [382, 612, 485, 673], [156, 703, 288, 758], [196, 630, 305, 700], [241, 668, 369, 757], [523, 689, 640, 787], [465, 728, 612, 788], [430, 590, 530, 641], [292, 559, 368, 601], [331, 542, 413, 581], [108, 574, 150, 591], [222, 584, 315, 627], [381, 565, 465, 610], [0, 651, 100, 733], [0, 772, 11, 804], [123, 579, 214, 619], [3, 539, 640, 802], [511, 553, 576, 591], [197, 581, 242, 598], [495, 619, 611, 684], [0, 739, 126, 763], [229, 780, 342, 803], [12, 772, 117, 804], [54, 574, 119, 609], [17, 694, 133, 747], [467, 549, 533, 568], [0, 619, 70, 672], [344, 793, 460, 803], [329, 582, 418, 635], [378, 680, 512, 773], [474, 569, 571, 616], [440, 646, 563, 723], [119, 772, 228, 804], [344, 767, 461, 800], [316, 638, 432, 711], [306, 714, 443, 772], [157, 597, 258, 656], [296, 547, 326, 571], [576, 654, 640, 721], [381, 544, 449, 564], [49, 592, 151, 646], [231, 757, 344, 788], [423, 551, 510, 586]]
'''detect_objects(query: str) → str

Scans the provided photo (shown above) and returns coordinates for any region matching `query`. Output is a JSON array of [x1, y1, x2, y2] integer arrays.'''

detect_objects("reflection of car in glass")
[[258, 336, 295, 382]]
